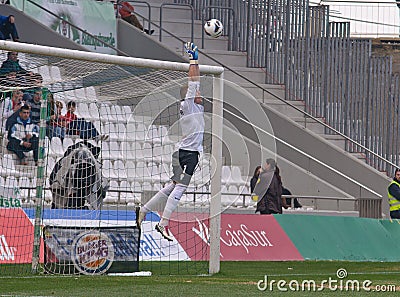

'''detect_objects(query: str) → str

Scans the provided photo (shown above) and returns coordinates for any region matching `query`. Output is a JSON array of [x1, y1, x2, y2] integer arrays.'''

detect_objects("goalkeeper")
[[137, 42, 204, 241]]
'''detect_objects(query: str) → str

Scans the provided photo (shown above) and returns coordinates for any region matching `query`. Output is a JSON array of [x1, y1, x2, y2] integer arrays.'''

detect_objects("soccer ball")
[[204, 19, 223, 38]]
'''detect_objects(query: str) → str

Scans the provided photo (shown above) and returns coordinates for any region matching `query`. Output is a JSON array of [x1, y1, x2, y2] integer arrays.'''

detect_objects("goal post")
[[0, 40, 224, 275]]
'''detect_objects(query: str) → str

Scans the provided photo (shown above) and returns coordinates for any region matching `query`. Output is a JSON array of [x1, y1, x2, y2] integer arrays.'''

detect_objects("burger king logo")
[[71, 231, 114, 275]]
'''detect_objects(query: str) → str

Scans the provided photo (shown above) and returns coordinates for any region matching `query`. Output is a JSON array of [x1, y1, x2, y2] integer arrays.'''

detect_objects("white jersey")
[[177, 81, 204, 152]]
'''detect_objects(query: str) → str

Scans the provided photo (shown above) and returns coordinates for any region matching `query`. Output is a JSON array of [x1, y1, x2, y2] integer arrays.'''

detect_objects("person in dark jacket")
[[0, 52, 26, 76], [253, 159, 288, 214], [0, 15, 19, 41], [250, 165, 261, 193]]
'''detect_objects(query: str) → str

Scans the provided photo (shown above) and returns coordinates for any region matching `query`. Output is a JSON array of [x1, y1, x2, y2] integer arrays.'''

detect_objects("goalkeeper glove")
[[185, 42, 198, 61]]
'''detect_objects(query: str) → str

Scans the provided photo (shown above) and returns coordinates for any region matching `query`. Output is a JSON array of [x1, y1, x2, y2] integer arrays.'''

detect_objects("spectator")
[[282, 187, 302, 209], [388, 168, 400, 219], [253, 159, 288, 214], [0, 89, 23, 133], [64, 100, 77, 133], [250, 165, 261, 193], [0, 52, 26, 76], [48, 100, 66, 139], [26, 88, 42, 124], [7, 105, 39, 165], [0, 15, 19, 41], [117, 1, 154, 35], [64, 101, 107, 141]]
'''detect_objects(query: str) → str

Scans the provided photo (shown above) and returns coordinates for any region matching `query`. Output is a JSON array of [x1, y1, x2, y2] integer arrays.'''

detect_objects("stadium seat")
[[125, 142, 142, 161], [102, 160, 115, 179], [145, 162, 158, 183], [125, 161, 136, 182], [134, 161, 146, 183], [134, 123, 146, 143], [142, 142, 153, 162], [62, 137, 74, 152], [125, 122, 136, 141], [111, 123, 127, 142], [141, 181, 153, 191], [5, 176, 19, 190], [230, 166, 246, 186], [113, 160, 128, 180], [50, 137, 64, 157], [152, 144, 163, 164], [85, 87, 97, 101], [43, 179, 53, 205], [50, 66, 62, 81], [158, 125, 171, 145], [158, 164, 171, 183], [145, 125, 161, 145], [109, 141, 122, 160], [38, 65, 51, 85], [101, 122, 114, 138], [121, 106, 132, 122], [18, 176, 32, 202], [104, 180, 120, 204], [63, 89, 77, 101], [221, 185, 235, 207], [221, 166, 232, 185], [228, 185, 243, 207], [74, 88, 86, 102], [46, 156, 56, 176], [119, 180, 139, 205], [88, 103, 100, 120], [101, 142, 111, 159], [99, 104, 112, 123], [77, 102, 90, 119]]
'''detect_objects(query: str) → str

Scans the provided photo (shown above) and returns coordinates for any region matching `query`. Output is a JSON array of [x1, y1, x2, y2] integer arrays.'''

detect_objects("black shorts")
[[170, 149, 199, 185]]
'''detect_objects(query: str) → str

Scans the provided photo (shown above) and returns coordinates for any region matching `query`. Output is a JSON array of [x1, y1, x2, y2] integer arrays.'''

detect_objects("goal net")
[[0, 41, 224, 276]]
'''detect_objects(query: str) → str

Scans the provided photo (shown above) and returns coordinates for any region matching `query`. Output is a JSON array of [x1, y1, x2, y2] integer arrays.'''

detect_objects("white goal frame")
[[0, 40, 224, 275]]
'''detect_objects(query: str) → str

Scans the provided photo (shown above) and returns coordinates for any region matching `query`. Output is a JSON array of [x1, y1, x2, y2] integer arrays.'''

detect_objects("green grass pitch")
[[1, 261, 400, 296]]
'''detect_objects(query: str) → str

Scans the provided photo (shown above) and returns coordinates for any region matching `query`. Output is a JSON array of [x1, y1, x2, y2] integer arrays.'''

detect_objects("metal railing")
[[18, 187, 379, 218], [159, 3, 194, 43]]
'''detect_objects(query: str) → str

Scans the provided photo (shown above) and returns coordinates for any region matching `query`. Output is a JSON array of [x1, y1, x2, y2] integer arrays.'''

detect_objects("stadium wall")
[[275, 214, 400, 262], [3, 208, 400, 265]]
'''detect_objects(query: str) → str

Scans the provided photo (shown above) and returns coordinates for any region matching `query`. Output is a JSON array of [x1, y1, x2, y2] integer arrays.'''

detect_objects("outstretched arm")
[[185, 42, 200, 82]]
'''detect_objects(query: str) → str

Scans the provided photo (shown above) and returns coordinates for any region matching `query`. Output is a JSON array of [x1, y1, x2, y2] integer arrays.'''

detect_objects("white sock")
[[160, 183, 187, 226], [142, 182, 175, 214]]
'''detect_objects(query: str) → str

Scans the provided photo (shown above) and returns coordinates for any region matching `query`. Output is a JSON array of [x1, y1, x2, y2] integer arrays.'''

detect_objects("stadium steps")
[[135, 0, 389, 215]]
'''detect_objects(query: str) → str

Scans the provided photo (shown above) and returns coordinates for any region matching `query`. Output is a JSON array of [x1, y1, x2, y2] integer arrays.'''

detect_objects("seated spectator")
[[26, 88, 42, 124], [117, 1, 154, 35], [48, 100, 66, 139], [64, 100, 107, 141], [64, 100, 77, 131], [0, 52, 35, 87], [282, 187, 302, 209], [7, 105, 39, 165], [0, 15, 19, 41], [0, 89, 23, 133], [0, 52, 26, 76]]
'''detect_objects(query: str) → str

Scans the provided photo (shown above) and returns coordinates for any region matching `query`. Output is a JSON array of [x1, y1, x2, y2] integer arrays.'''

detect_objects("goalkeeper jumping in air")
[[137, 42, 204, 241]]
